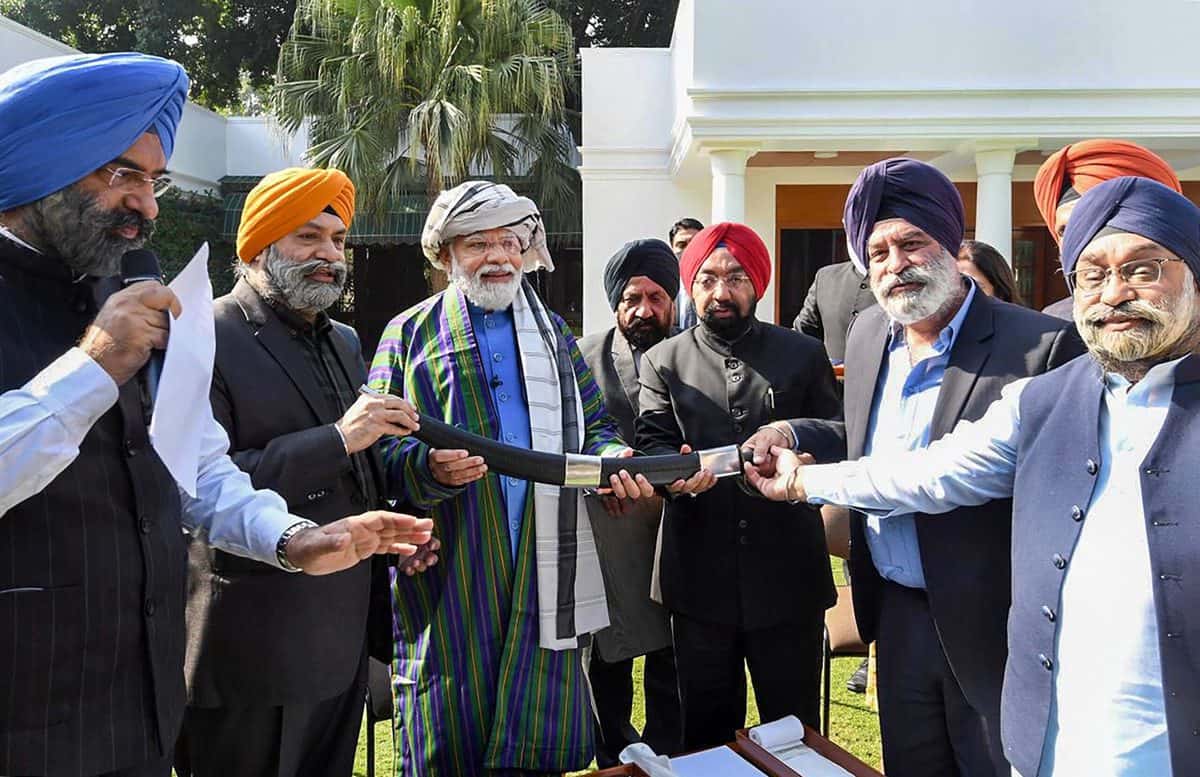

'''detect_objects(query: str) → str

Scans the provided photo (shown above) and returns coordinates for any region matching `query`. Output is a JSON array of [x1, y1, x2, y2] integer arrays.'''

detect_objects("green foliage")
[[147, 189, 238, 296], [1, 0, 296, 111], [548, 0, 677, 48], [272, 0, 579, 218]]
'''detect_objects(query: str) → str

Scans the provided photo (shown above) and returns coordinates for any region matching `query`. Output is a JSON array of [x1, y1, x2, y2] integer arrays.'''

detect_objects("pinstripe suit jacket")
[[0, 240, 186, 776]]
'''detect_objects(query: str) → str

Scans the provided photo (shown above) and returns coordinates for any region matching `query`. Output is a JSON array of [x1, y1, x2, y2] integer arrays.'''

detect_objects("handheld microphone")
[[120, 249, 165, 407]]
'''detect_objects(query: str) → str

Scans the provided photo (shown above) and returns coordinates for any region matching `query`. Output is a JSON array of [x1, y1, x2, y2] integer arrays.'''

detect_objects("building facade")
[[579, 0, 1200, 332]]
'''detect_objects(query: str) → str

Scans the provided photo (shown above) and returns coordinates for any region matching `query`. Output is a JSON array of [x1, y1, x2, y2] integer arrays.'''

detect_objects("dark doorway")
[[777, 228, 849, 327], [336, 243, 431, 359]]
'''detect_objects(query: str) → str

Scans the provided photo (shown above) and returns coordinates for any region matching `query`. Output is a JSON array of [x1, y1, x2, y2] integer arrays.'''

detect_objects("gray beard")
[[449, 260, 523, 311], [22, 185, 154, 276], [873, 251, 963, 326], [1076, 282, 1200, 382], [257, 245, 347, 314]]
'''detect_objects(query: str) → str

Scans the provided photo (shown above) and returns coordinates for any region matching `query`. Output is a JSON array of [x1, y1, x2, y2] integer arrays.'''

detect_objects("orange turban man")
[[679, 222, 772, 299], [1034, 140, 1180, 243], [236, 166, 356, 262]]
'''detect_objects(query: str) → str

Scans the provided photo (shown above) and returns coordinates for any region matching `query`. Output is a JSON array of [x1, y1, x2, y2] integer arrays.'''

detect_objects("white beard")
[[449, 259, 524, 311], [873, 250, 963, 325]]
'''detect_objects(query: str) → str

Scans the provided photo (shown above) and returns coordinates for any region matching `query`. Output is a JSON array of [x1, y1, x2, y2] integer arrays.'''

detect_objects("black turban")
[[602, 239, 680, 311]]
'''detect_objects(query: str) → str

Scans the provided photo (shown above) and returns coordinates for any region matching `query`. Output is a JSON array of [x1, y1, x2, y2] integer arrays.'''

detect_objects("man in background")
[[579, 239, 682, 766], [668, 217, 703, 328]]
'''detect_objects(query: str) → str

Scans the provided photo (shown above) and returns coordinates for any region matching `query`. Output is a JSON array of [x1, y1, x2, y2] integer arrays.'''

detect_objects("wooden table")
[[584, 725, 883, 777]]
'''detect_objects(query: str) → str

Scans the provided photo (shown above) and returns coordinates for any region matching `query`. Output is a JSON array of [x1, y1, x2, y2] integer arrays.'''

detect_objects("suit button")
[[307, 492, 319, 501], [1086, 459, 1098, 475], [725, 358, 740, 369], [739, 536, 749, 545], [738, 519, 749, 529], [1038, 653, 1053, 671], [124, 439, 138, 457], [730, 374, 742, 383], [1052, 553, 1067, 570], [1041, 605, 1056, 622], [859, 282, 868, 290], [731, 408, 746, 419], [144, 599, 156, 617], [139, 516, 153, 534], [733, 423, 743, 433], [1071, 505, 1084, 521]]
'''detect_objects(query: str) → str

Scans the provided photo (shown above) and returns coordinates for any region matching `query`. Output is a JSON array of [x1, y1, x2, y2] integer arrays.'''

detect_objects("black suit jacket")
[[793, 262, 877, 363], [790, 291, 1084, 718], [0, 240, 186, 776], [184, 280, 386, 707], [578, 327, 672, 661], [636, 320, 840, 629]]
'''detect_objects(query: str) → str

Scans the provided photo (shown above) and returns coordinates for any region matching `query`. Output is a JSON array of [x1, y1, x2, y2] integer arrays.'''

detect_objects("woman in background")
[[958, 239, 1024, 305]]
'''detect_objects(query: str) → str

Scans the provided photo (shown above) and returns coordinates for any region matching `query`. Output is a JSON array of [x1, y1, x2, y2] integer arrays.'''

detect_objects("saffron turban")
[[421, 180, 554, 272], [843, 158, 965, 275], [0, 52, 188, 211], [236, 167, 356, 262], [679, 222, 771, 298], [1061, 177, 1200, 281], [602, 239, 680, 311], [1035, 139, 1182, 243]]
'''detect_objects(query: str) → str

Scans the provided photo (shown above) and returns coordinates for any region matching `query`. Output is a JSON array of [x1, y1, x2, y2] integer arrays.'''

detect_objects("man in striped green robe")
[[369, 182, 642, 775]]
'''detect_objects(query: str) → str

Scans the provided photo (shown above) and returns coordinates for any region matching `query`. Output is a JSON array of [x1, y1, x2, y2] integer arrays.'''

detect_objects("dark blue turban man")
[[0, 52, 430, 777], [744, 155, 1085, 777], [746, 175, 1200, 776]]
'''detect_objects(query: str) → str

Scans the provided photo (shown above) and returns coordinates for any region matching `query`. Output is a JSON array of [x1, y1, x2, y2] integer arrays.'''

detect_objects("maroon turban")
[[680, 222, 771, 298]]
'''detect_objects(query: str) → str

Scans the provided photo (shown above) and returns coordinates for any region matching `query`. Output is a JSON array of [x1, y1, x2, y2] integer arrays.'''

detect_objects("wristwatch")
[[276, 519, 319, 572]]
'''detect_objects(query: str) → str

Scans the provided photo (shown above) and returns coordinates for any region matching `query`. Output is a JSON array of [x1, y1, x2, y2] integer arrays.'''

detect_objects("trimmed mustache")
[[1082, 299, 1169, 328], [878, 265, 933, 296], [292, 258, 348, 285], [102, 207, 155, 243]]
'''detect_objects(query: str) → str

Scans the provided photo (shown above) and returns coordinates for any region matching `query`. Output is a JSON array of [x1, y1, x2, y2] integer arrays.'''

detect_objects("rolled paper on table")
[[410, 412, 749, 488]]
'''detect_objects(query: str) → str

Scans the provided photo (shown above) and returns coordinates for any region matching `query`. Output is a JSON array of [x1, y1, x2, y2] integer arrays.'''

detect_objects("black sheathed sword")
[[405, 411, 748, 488]]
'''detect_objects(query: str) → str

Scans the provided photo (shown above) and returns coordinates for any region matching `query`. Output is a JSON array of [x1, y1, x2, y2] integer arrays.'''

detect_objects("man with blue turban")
[[747, 176, 1200, 776], [0, 53, 431, 777], [742, 157, 1081, 777]]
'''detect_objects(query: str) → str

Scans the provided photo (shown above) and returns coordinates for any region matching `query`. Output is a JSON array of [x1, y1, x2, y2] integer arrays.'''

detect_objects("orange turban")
[[680, 222, 772, 298], [1034, 140, 1180, 243], [236, 167, 356, 262]]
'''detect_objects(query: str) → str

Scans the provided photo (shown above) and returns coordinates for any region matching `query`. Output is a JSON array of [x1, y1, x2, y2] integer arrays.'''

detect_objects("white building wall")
[[224, 117, 310, 176]]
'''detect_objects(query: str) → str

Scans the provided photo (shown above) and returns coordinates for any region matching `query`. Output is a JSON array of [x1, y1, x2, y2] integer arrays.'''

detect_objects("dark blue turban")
[[1061, 176, 1200, 281], [843, 158, 965, 274], [0, 52, 189, 211], [603, 238, 680, 311]]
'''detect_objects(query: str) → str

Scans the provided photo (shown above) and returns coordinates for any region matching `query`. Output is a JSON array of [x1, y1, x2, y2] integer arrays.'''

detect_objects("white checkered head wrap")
[[420, 180, 554, 272]]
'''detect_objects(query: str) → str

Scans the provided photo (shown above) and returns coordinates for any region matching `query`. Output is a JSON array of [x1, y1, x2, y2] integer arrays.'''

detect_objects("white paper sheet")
[[671, 746, 765, 777], [148, 243, 213, 497]]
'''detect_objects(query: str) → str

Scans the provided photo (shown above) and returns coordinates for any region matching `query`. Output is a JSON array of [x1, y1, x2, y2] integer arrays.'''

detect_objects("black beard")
[[701, 303, 752, 340], [24, 185, 154, 276], [621, 317, 669, 350]]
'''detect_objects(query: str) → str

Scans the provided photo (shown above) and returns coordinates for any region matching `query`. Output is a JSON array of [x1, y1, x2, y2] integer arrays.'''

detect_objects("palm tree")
[[272, 0, 578, 217]]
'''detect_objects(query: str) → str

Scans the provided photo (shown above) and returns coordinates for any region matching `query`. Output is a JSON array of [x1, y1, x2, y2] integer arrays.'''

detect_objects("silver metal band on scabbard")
[[562, 453, 604, 488]]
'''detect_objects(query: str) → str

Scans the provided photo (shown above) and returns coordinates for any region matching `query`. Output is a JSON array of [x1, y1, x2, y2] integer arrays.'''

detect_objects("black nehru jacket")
[[0, 238, 187, 776], [793, 261, 877, 363], [635, 320, 841, 627]]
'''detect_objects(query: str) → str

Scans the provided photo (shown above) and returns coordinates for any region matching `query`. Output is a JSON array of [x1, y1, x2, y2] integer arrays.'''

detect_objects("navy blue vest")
[[1007, 353, 1200, 776]]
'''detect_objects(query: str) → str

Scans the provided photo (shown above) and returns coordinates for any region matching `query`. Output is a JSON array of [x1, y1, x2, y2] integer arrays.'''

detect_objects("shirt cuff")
[[29, 347, 119, 431], [801, 463, 841, 505]]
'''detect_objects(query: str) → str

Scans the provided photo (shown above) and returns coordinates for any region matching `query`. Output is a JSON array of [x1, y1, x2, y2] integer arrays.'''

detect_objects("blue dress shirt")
[[860, 282, 977, 589], [468, 302, 531, 559]]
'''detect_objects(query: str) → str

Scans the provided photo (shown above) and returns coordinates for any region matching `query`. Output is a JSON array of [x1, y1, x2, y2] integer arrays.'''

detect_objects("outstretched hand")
[[286, 511, 434, 575], [743, 446, 814, 502]]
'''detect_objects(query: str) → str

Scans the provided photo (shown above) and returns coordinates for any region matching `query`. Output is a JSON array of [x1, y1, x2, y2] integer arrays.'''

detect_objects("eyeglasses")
[[457, 231, 524, 259], [1064, 257, 1182, 295], [102, 166, 173, 198], [693, 273, 752, 292]]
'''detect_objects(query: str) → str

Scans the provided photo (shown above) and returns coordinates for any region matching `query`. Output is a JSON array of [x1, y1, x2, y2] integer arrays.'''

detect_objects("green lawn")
[[356, 559, 882, 775]]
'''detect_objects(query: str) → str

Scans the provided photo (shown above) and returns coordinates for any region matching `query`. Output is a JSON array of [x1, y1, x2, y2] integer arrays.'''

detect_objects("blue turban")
[[0, 52, 189, 211], [1061, 176, 1200, 282], [843, 158, 965, 274]]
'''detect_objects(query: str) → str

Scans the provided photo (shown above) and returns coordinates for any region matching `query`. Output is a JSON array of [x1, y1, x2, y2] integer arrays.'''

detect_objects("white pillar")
[[974, 145, 1017, 264], [709, 148, 754, 223]]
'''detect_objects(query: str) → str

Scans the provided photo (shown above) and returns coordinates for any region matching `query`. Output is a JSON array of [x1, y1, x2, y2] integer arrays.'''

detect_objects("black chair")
[[822, 584, 869, 737], [364, 658, 394, 777]]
